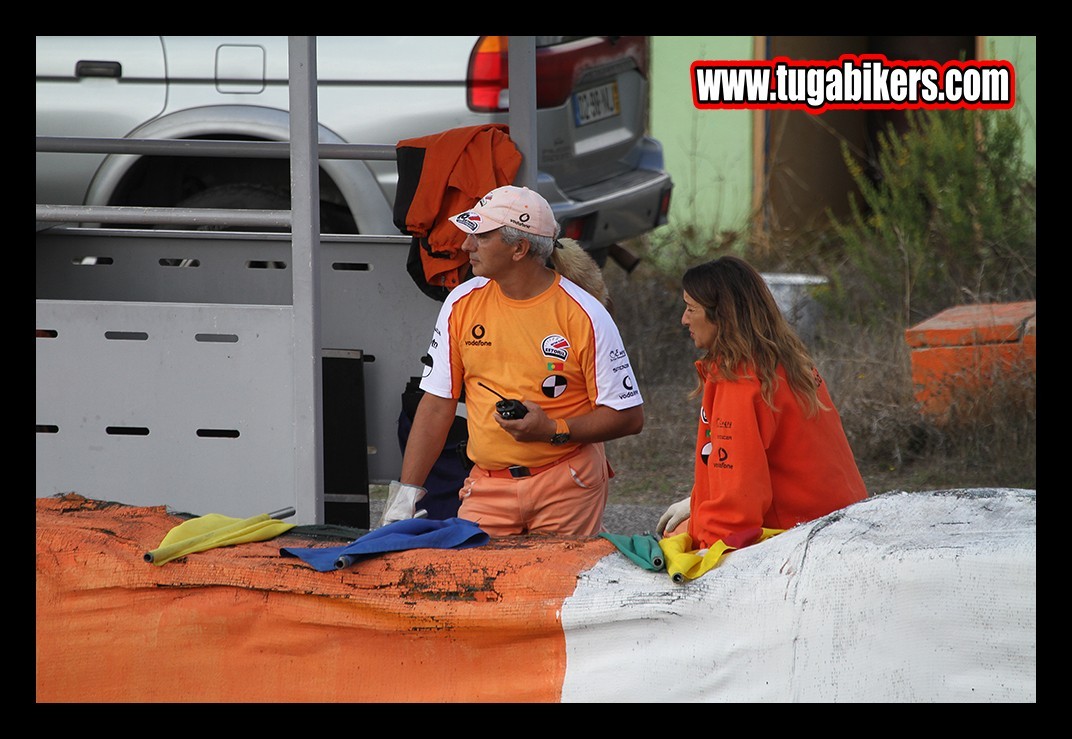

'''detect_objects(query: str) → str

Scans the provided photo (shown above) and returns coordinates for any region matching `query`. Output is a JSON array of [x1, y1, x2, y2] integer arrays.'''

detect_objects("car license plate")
[[573, 81, 620, 126]]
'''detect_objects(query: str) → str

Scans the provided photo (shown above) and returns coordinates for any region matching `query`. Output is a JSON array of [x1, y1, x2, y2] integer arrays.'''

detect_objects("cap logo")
[[448, 185, 555, 238], [454, 212, 481, 232], [511, 212, 531, 231]]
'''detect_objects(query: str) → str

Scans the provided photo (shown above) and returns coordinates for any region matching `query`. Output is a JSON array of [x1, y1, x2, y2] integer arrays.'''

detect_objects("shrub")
[[823, 107, 1036, 330]]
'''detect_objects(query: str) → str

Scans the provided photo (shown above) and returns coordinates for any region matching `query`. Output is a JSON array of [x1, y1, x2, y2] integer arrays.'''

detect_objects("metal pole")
[[289, 36, 325, 524], [508, 36, 538, 189]]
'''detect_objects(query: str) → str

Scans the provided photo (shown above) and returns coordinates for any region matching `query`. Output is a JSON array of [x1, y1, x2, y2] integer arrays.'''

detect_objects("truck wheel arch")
[[84, 104, 397, 235]]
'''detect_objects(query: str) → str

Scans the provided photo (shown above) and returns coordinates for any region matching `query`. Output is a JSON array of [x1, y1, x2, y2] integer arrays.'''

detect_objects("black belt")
[[478, 446, 584, 479]]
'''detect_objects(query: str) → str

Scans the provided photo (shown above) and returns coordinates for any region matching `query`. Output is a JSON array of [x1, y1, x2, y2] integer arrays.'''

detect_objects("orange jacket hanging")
[[394, 124, 522, 298]]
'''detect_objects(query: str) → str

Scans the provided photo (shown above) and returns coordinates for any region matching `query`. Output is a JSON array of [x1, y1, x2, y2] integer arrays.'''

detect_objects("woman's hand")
[[656, 496, 691, 537]]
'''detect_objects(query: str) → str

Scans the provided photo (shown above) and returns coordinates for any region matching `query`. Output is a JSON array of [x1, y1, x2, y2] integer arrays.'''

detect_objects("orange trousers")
[[460, 443, 609, 536]]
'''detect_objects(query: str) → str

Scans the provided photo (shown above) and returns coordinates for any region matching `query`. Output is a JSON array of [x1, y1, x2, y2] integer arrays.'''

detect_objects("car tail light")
[[467, 36, 509, 113], [467, 36, 649, 113], [559, 215, 592, 242], [657, 186, 673, 226]]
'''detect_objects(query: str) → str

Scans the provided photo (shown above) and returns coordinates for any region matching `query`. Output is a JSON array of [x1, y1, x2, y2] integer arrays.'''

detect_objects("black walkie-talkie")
[[478, 382, 528, 420]]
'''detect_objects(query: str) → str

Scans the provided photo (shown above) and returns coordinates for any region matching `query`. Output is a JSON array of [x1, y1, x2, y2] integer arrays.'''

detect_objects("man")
[[384, 185, 644, 536]]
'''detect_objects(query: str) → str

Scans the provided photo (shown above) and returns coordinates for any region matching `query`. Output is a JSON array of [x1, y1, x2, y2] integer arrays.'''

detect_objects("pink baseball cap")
[[450, 185, 557, 238]]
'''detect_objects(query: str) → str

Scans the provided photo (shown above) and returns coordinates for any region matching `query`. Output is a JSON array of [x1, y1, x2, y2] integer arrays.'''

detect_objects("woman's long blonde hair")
[[550, 238, 610, 306], [683, 256, 825, 416]]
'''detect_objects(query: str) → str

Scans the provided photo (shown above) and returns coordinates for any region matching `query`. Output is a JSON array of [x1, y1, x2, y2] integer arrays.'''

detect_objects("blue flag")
[[281, 517, 489, 572]]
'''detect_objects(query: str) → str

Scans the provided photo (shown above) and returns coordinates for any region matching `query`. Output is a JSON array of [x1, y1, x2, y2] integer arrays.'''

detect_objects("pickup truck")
[[35, 35, 673, 266]]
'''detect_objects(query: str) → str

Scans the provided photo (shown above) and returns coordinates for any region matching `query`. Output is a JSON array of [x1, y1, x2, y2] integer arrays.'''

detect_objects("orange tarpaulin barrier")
[[36, 494, 612, 703]]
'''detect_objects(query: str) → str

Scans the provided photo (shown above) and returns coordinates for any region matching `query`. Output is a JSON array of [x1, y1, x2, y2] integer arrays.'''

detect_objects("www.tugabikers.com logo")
[[691, 54, 1014, 114]]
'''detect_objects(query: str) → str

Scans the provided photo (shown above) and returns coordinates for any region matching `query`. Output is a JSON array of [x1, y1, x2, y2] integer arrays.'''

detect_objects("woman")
[[656, 256, 867, 552]]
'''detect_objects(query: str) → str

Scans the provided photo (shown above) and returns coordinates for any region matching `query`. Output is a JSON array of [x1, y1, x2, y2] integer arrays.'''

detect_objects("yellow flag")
[[658, 527, 784, 583], [145, 509, 296, 566]]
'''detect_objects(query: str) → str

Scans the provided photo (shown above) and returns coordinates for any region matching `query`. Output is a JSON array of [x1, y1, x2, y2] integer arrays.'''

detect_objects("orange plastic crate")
[[904, 301, 1036, 421]]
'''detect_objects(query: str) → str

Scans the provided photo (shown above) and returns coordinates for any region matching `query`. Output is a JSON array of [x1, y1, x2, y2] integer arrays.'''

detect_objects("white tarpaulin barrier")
[[561, 488, 1036, 702]]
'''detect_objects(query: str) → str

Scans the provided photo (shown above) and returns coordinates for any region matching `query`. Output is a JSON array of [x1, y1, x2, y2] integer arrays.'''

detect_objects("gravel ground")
[[602, 503, 666, 536], [368, 496, 665, 536]]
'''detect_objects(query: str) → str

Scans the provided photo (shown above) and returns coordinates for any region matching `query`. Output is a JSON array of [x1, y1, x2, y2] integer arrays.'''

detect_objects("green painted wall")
[[988, 35, 1036, 169], [650, 37, 754, 242]]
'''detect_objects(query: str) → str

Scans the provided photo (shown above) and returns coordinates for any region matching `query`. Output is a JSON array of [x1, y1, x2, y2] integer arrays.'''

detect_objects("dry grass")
[[602, 259, 1037, 508]]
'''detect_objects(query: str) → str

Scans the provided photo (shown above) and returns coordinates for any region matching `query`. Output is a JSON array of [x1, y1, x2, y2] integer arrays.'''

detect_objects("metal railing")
[[35, 137, 398, 228]]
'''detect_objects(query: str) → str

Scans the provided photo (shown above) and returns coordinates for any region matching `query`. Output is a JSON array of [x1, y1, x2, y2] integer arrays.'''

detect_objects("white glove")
[[656, 496, 691, 537], [380, 481, 427, 527]]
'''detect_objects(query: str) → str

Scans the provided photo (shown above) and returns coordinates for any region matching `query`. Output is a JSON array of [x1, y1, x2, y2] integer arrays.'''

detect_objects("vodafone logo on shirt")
[[465, 323, 492, 347]]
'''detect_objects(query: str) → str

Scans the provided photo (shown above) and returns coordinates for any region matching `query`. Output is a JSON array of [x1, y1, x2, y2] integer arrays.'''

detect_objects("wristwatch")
[[550, 417, 571, 445]]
